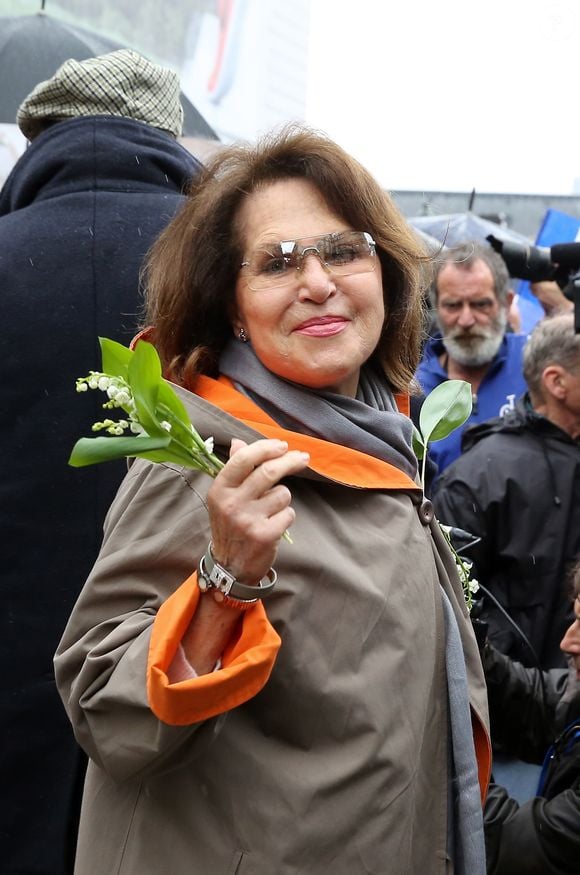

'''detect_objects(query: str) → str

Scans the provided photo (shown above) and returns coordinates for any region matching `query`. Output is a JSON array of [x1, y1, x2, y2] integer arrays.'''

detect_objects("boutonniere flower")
[[412, 380, 479, 610]]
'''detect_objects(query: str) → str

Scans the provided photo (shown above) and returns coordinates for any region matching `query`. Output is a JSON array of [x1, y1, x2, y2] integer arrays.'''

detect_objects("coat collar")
[[192, 375, 420, 492]]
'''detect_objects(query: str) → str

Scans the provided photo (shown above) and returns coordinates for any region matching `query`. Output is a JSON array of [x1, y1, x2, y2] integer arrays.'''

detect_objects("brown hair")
[[143, 124, 428, 392]]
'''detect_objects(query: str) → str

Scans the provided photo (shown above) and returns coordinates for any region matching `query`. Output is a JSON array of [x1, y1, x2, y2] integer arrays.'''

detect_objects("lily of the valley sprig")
[[69, 337, 224, 476], [412, 380, 479, 610], [70, 337, 292, 543], [439, 524, 480, 612]]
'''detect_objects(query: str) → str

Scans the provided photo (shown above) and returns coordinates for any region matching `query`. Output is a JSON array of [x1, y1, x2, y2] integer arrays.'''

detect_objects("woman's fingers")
[[220, 439, 297, 488], [226, 504, 296, 548], [259, 483, 293, 516], [206, 439, 309, 582], [238, 451, 309, 499], [215, 440, 309, 504], [211, 439, 308, 510], [229, 437, 248, 458], [213, 484, 294, 544]]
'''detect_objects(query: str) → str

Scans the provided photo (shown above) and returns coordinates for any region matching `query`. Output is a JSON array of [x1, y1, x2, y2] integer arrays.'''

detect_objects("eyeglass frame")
[[239, 230, 377, 290]]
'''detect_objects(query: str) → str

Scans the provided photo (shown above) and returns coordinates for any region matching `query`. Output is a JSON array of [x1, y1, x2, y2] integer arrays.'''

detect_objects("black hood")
[[461, 393, 576, 452]]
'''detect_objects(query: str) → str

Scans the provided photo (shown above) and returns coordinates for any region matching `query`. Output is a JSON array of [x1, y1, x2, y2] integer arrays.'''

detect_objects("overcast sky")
[[306, 0, 580, 195]]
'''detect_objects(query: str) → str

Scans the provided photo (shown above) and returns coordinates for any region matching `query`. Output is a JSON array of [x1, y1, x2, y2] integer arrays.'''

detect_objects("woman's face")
[[232, 178, 385, 397]]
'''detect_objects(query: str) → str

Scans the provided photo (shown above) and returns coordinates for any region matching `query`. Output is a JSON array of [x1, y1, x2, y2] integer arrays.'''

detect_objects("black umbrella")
[[0, 12, 218, 140]]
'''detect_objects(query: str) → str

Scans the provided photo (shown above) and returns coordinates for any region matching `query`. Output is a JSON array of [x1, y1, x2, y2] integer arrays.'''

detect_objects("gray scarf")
[[441, 590, 487, 875], [219, 340, 418, 479]]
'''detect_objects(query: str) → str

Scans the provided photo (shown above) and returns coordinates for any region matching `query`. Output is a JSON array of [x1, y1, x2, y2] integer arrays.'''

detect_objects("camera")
[[487, 234, 580, 332], [486, 234, 579, 291]]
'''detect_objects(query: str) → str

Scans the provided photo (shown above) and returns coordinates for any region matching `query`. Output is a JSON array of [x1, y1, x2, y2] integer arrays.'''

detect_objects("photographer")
[[483, 565, 580, 875]]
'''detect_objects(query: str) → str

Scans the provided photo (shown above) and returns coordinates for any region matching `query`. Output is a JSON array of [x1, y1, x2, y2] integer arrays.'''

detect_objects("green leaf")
[[132, 446, 195, 466], [69, 435, 171, 467], [157, 379, 194, 431], [127, 341, 166, 437], [419, 380, 472, 445], [412, 424, 425, 460], [99, 337, 133, 381]]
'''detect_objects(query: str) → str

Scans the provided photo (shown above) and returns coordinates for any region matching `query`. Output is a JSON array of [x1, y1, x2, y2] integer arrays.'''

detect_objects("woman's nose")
[[296, 253, 336, 301]]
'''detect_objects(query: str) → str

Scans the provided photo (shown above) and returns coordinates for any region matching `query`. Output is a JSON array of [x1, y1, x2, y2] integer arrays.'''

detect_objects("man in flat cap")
[[0, 50, 201, 875]]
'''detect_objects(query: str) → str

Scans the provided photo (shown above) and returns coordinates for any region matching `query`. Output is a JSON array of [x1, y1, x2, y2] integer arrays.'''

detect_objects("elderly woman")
[[55, 126, 490, 875]]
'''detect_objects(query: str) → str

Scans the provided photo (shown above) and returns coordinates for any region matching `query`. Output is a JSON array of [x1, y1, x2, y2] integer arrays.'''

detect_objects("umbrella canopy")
[[411, 226, 447, 254], [0, 12, 218, 140], [407, 212, 531, 248]]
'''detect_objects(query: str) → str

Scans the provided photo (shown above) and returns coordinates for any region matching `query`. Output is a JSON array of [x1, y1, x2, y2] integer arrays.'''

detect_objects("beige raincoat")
[[55, 377, 490, 875]]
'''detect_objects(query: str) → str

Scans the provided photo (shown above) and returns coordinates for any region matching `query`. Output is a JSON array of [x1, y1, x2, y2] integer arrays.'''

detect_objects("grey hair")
[[523, 313, 580, 401], [429, 240, 511, 308]]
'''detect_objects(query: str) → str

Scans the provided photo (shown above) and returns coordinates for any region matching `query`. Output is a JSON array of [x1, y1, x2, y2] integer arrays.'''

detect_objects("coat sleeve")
[[482, 643, 567, 762], [484, 782, 580, 874], [54, 459, 279, 783]]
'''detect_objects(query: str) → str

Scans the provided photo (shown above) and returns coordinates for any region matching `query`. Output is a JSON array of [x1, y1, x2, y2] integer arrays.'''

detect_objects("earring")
[[238, 327, 249, 343]]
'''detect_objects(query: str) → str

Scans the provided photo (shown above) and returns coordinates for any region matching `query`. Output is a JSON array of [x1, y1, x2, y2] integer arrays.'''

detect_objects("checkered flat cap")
[[17, 49, 184, 139]]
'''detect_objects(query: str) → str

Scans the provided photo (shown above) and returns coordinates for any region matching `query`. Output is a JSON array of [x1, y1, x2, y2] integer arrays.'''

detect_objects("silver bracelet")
[[197, 542, 277, 609]]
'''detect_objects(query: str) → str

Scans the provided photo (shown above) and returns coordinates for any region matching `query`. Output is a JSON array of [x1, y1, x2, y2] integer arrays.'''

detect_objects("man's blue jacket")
[[415, 332, 528, 480]]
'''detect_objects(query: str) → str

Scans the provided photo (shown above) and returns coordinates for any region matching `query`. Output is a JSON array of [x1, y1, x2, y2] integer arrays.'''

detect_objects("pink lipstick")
[[294, 316, 348, 337]]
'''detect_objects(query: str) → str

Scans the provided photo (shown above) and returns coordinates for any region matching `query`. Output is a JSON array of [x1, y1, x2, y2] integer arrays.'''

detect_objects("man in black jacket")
[[0, 50, 201, 875], [483, 565, 580, 874], [434, 314, 580, 670]]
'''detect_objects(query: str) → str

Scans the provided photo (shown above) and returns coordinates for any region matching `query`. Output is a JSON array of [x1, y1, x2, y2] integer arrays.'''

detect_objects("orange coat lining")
[[193, 374, 419, 492], [148, 572, 281, 727]]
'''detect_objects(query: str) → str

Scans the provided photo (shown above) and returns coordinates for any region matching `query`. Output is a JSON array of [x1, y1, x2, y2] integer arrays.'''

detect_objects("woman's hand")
[[207, 439, 310, 585], [178, 439, 308, 675]]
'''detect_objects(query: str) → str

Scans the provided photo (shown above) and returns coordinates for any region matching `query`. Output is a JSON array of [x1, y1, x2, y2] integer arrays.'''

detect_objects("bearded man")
[[415, 240, 527, 480]]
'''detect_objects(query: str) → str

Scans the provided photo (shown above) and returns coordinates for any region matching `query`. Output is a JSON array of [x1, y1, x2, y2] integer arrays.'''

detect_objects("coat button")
[[418, 498, 434, 524]]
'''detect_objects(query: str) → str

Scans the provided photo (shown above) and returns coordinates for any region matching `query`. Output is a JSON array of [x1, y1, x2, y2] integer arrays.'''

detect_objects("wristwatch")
[[197, 542, 277, 610]]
